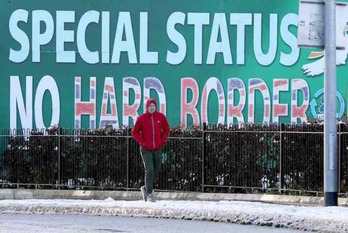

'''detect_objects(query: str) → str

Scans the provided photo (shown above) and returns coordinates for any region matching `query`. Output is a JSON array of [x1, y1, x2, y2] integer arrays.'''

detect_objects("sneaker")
[[148, 192, 155, 203], [140, 186, 147, 202]]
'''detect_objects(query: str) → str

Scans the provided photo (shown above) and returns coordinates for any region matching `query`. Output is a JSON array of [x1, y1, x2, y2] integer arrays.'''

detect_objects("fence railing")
[[0, 123, 348, 196]]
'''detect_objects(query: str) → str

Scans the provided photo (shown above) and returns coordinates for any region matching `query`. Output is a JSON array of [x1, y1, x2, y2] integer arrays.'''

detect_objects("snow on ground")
[[0, 198, 347, 232]]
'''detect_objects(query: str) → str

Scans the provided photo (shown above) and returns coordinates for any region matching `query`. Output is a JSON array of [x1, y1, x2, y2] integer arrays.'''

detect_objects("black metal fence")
[[1, 124, 348, 196]]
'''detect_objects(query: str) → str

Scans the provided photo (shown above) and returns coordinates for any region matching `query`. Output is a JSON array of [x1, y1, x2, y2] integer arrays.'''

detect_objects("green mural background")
[[0, 0, 348, 129]]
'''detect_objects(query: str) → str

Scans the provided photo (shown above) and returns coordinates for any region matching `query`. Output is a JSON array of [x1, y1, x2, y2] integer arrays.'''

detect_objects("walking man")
[[132, 98, 170, 202]]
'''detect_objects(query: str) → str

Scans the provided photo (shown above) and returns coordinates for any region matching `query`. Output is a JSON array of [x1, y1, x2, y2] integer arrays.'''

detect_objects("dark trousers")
[[140, 147, 161, 195]]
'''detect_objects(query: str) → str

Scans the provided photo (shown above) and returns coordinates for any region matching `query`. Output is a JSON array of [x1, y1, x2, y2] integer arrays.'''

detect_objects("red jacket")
[[132, 98, 170, 150]]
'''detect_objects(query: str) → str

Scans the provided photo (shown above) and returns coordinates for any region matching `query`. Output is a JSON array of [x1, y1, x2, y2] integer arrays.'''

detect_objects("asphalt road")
[[0, 214, 302, 233]]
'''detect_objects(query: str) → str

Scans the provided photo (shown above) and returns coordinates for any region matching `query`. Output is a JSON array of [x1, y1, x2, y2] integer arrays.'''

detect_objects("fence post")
[[57, 127, 62, 189], [126, 128, 130, 190], [202, 123, 206, 193], [338, 123, 342, 194], [279, 123, 284, 194]]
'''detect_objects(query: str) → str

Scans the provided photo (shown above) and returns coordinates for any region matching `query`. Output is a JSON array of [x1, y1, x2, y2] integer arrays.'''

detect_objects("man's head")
[[146, 98, 157, 114], [148, 102, 156, 114]]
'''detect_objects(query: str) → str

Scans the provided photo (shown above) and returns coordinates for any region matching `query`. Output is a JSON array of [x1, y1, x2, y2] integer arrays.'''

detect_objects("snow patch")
[[104, 197, 116, 202], [0, 199, 347, 232]]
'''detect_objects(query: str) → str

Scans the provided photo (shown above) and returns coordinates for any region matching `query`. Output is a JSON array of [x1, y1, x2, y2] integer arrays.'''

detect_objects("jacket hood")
[[145, 98, 157, 113]]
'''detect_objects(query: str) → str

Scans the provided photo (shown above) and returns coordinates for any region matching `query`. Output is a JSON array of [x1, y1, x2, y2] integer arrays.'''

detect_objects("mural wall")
[[1, 0, 348, 129]]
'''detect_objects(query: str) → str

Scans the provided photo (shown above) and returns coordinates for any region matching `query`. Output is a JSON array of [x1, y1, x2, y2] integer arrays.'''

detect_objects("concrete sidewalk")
[[0, 189, 347, 206]]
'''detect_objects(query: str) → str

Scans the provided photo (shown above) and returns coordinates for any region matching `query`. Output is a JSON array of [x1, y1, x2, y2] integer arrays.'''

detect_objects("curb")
[[0, 189, 347, 206]]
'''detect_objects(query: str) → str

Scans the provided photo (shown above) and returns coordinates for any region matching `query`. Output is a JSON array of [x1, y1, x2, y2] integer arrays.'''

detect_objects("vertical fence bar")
[[201, 123, 206, 193], [126, 128, 130, 190], [279, 123, 284, 193], [338, 123, 342, 194], [57, 127, 61, 189], [1, 130, 5, 183]]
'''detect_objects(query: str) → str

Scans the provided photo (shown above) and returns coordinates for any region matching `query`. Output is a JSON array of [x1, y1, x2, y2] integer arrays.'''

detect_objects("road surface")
[[0, 214, 302, 233]]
